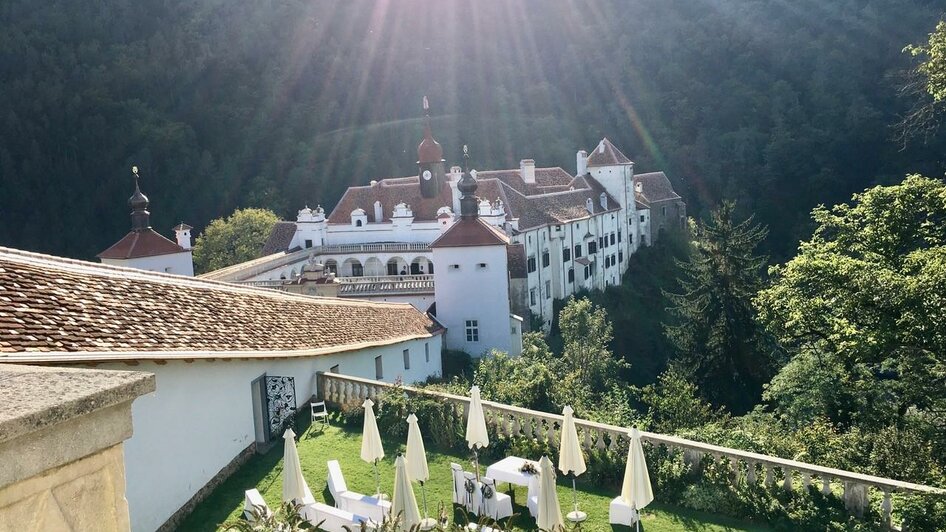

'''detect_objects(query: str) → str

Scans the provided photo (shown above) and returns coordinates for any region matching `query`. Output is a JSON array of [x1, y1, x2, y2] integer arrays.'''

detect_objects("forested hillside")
[[1, 0, 944, 260]]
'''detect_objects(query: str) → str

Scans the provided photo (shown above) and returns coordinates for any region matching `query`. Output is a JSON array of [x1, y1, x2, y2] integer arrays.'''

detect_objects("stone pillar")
[[0, 365, 154, 532]]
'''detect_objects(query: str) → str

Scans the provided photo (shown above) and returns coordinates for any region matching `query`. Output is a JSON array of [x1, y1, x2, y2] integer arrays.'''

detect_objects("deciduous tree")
[[192, 208, 278, 273]]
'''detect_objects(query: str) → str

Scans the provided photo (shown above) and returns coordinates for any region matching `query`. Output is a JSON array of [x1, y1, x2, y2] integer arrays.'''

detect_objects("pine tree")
[[663, 201, 774, 413]]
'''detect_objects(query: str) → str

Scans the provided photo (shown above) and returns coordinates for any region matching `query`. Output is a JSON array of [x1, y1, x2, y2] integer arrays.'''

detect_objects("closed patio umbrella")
[[406, 414, 436, 529], [391, 454, 422, 531], [465, 386, 489, 480], [282, 428, 313, 505], [536, 455, 564, 531], [620, 427, 654, 531], [361, 398, 385, 498], [557, 406, 587, 522]]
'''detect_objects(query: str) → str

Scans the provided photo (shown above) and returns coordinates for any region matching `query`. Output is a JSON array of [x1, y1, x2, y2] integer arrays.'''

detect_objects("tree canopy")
[[756, 175, 946, 431], [192, 208, 278, 273]]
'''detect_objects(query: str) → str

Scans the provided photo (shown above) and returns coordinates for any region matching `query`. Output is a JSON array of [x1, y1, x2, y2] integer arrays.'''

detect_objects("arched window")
[[356, 219, 363, 227]]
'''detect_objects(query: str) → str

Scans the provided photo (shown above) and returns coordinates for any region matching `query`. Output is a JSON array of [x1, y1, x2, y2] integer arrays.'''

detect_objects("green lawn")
[[178, 420, 772, 532]]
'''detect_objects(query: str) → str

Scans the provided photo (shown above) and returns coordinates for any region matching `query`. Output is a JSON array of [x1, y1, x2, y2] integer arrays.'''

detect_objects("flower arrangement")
[[519, 462, 538, 475]]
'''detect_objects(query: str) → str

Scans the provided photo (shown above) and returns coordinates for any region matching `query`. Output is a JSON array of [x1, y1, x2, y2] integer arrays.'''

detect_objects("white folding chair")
[[311, 400, 329, 427], [462, 472, 482, 516]]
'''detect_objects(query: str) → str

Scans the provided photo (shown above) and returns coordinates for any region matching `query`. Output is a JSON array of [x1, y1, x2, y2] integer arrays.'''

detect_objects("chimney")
[[520, 159, 536, 184], [576, 150, 588, 176], [173, 223, 193, 250]]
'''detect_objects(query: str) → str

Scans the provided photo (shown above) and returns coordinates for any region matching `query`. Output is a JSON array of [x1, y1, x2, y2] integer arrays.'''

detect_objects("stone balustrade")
[[335, 274, 434, 284], [317, 372, 943, 528]]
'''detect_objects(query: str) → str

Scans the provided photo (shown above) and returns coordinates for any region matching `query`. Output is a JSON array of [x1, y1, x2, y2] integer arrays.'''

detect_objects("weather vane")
[[423, 95, 429, 113], [132, 165, 141, 189]]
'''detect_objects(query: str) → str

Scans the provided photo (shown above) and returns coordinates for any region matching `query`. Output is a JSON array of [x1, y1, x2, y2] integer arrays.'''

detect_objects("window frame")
[[465, 320, 479, 342]]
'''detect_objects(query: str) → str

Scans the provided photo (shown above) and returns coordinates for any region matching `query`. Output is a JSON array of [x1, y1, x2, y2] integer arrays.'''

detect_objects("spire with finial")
[[128, 165, 151, 231], [417, 95, 443, 164], [458, 145, 479, 219]]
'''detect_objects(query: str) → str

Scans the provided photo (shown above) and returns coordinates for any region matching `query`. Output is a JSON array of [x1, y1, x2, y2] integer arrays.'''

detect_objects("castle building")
[[98, 168, 195, 276], [203, 101, 686, 353]]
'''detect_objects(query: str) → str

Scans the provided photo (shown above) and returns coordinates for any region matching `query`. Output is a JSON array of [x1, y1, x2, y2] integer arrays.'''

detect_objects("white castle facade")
[[202, 107, 686, 355]]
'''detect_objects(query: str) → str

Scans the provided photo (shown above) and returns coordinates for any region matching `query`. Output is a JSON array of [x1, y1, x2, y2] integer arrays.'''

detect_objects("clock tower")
[[417, 96, 446, 199]]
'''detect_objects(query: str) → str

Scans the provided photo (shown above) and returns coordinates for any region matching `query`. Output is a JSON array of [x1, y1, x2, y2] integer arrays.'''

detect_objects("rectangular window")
[[527, 256, 537, 273], [640, 215, 646, 223], [352, 263, 364, 277], [629, 233, 634, 244], [605, 256, 610, 268], [542, 251, 550, 268], [330, 364, 340, 374], [403, 349, 410, 370], [450, 264, 460, 271], [588, 241, 598, 254], [584, 265, 590, 280], [545, 281, 551, 299], [619, 251, 624, 263], [599, 237, 604, 249], [375, 356, 383, 380], [610, 233, 616, 245], [574, 244, 582, 257], [662, 206, 668, 216], [465, 320, 479, 342], [387, 262, 398, 275], [530, 288, 537, 305], [305, 239, 313, 248], [477, 263, 488, 270], [425, 343, 430, 363], [618, 231, 622, 243], [568, 268, 575, 283], [563, 247, 571, 262]]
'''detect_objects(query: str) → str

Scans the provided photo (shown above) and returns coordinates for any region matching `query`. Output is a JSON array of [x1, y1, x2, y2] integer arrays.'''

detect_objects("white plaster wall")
[[325, 222, 443, 245], [102, 335, 442, 532], [432, 245, 511, 356], [101, 251, 194, 277]]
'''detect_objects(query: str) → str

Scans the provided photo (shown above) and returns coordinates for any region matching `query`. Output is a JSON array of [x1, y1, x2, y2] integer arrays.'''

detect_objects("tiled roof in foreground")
[[0, 247, 440, 362]]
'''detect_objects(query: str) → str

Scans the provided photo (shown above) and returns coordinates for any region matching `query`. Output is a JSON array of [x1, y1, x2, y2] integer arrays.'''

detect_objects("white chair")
[[480, 477, 512, 521], [462, 472, 483, 516], [301, 501, 377, 532], [326, 460, 391, 523], [526, 474, 539, 518], [609, 497, 639, 526], [311, 400, 329, 427], [243, 488, 272, 521], [450, 463, 465, 505]]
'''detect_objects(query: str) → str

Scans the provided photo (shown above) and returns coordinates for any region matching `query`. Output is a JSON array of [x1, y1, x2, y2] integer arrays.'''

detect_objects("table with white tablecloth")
[[484, 456, 539, 488]]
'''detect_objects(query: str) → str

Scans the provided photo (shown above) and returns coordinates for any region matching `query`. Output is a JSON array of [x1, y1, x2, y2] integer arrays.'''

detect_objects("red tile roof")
[[429, 218, 510, 248], [97, 229, 185, 260], [261, 221, 298, 255], [0, 247, 440, 362], [586, 138, 632, 167], [327, 178, 453, 224]]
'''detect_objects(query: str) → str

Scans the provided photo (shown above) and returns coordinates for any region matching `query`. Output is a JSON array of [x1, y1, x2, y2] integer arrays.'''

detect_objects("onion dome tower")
[[458, 145, 479, 218], [417, 96, 446, 199], [129, 166, 151, 231]]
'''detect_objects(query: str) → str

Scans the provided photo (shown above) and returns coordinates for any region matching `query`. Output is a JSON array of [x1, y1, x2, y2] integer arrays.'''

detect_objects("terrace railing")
[[316, 372, 943, 529]]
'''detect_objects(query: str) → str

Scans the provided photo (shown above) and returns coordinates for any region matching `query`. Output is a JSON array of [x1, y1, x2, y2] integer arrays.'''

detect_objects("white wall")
[[339, 293, 434, 312], [102, 335, 442, 532], [101, 251, 194, 277], [325, 221, 443, 245], [432, 245, 512, 356]]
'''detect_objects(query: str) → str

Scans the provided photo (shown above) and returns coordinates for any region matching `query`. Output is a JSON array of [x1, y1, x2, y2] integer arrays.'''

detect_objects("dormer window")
[[586, 198, 594, 213]]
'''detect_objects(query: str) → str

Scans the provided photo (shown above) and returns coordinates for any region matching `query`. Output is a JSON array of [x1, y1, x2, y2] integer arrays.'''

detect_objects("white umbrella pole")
[[473, 446, 480, 482], [374, 458, 382, 498], [571, 475, 578, 514], [420, 480, 429, 518]]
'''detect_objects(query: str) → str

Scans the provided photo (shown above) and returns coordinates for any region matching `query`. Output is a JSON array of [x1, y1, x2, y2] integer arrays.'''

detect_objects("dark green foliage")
[[438, 350, 473, 380], [664, 201, 776, 413], [192, 208, 278, 273], [2, 1, 946, 263]]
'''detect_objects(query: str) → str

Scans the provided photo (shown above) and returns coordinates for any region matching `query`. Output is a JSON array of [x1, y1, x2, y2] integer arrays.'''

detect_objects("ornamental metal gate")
[[265, 375, 296, 439]]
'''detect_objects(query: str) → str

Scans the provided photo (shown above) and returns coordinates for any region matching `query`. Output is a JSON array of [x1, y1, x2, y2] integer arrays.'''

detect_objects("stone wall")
[[0, 365, 154, 532]]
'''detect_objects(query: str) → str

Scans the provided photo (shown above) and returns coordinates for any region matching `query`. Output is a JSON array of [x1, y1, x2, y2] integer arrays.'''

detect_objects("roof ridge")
[[0, 246, 416, 310]]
